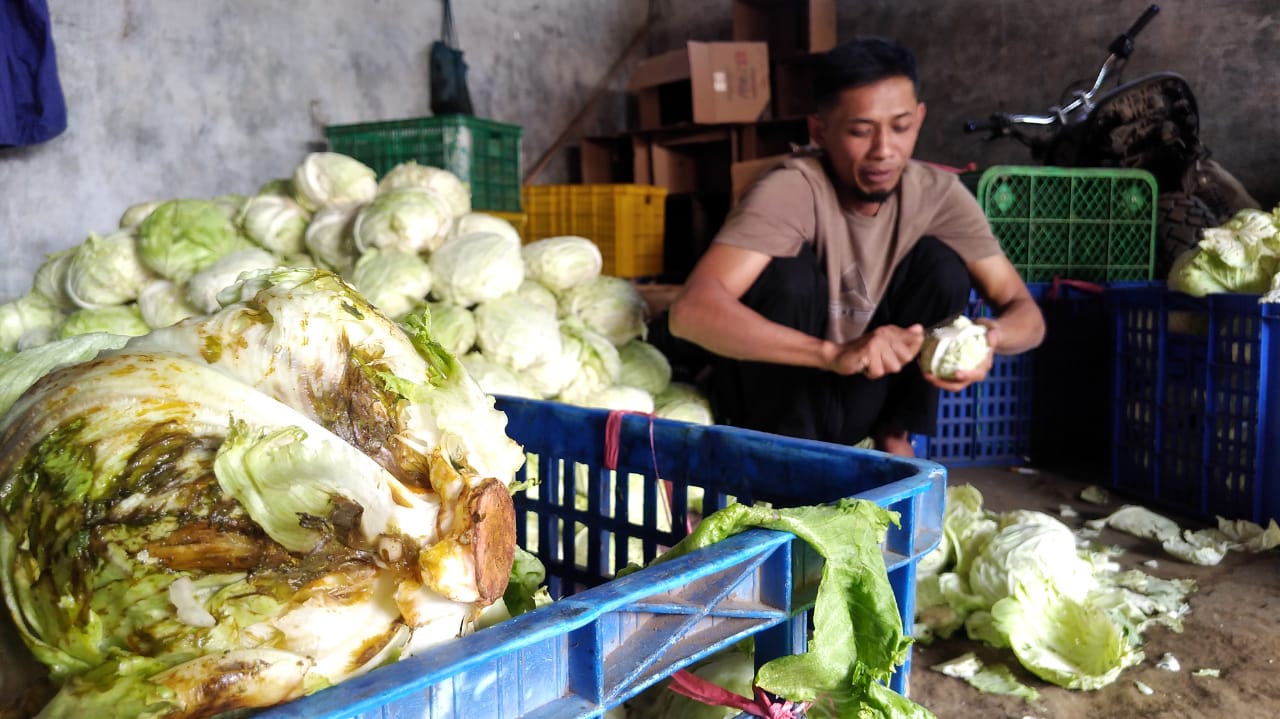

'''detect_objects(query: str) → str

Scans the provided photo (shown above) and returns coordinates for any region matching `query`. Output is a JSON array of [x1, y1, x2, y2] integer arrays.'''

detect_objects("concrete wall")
[[1, 0, 1276, 300]]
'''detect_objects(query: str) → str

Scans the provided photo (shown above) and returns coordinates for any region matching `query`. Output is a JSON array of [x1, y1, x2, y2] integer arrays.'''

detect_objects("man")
[[666, 36, 1045, 457]]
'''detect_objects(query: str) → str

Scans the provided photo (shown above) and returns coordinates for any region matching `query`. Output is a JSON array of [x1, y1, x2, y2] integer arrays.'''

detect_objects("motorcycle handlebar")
[[1109, 4, 1159, 58], [1126, 4, 1160, 39]]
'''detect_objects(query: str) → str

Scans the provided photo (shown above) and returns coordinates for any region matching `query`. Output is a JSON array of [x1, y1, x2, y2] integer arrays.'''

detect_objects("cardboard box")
[[578, 135, 633, 183], [663, 192, 732, 283], [736, 117, 810, 161], [771, 53, 821, 118], [633, 128, 737, 195], [627, 42, 770, 130], [733, 0, 837, 57], [731, 153, 790, 206]]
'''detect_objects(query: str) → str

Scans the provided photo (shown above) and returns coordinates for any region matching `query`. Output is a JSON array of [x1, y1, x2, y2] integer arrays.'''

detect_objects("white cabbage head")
[[64, 230, 157, 309], [186, 248, 282, 314], [292, 152, 378, 212], [350, 250, 434, 320], [353, 187, 454, 255], [558, 275, 648, 346], [521, 236, 602, 294], [238, 194, 311, 255], [918, 315, 989, 380], [429, 231, 525, 307], [377, 161, 471, 219], [472, 293, 561, 371], [304, 202, 363, 275]]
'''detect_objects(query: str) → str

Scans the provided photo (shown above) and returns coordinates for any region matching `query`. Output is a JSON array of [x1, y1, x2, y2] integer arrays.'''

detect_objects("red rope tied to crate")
[[602, 409, 678, 530], [667, 670, 813, 718], [1048, 276, 1106, 300]]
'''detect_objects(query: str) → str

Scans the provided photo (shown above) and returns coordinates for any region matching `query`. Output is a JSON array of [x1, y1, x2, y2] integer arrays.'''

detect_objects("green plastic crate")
[[324, 115, 523, 212], [977, 166, 1158, 282]]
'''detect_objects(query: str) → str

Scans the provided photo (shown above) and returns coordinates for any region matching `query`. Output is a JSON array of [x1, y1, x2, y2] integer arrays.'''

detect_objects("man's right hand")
[[828, 324, 925, 378]]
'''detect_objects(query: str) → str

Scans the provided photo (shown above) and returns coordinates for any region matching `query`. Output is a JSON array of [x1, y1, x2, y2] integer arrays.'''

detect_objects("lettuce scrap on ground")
[[914, 485, 1197, 693]]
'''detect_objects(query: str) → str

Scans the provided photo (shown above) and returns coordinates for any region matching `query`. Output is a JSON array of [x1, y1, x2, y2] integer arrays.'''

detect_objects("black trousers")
[[655, 237, 971, 445]]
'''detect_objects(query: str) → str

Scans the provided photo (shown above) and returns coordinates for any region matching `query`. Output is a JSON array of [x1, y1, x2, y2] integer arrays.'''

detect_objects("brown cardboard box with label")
[[626, 42, 770, 131], [732, 0, 836, 57]]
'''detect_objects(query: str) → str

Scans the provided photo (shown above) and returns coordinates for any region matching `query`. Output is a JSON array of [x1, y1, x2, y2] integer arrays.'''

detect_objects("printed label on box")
[[713, 71, 728, 93]]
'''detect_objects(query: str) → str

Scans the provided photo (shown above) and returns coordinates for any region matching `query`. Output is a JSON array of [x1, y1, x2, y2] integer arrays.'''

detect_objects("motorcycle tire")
[[1155, 192, 1220, 279]]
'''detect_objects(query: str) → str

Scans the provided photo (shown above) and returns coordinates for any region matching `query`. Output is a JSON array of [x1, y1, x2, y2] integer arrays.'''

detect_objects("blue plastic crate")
[[256, 396, 946, 719], [1109, 286, 1280, 524], [1029, 279, 1158, 473], [912, 288, 1040, 466]]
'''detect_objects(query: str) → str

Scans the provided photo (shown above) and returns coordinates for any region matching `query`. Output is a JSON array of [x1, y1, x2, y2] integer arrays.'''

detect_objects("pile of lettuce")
[[914, 485, 1195, 692], [0, 153, 714, 424], [1167, 205, 1280, 301]]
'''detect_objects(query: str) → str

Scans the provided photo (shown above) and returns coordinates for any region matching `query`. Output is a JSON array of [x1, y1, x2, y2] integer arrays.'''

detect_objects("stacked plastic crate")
[[1108, 284, 1280, 524], [324, 114, 525, 221], [916, 166, 1160, 471]]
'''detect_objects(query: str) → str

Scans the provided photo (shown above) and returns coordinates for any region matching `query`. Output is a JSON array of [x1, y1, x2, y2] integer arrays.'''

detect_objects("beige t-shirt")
[[715, 155, 1002, 342]]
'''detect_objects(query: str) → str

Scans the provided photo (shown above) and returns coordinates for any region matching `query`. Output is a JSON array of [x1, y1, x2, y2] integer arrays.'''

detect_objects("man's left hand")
[[922, 320, 1001, 392]]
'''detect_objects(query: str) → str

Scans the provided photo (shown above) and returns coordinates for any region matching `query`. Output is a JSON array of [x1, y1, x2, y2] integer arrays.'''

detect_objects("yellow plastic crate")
[[485, 210, 528, 243], [522, 184, 668, 278]]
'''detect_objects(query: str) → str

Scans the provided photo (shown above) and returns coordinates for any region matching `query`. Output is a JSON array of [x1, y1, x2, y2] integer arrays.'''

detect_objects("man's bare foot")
[[873, 427, 915, 458]]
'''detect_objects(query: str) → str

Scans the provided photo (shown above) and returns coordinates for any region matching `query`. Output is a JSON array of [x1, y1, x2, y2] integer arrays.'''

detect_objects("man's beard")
[[850, 184, 895, 204]]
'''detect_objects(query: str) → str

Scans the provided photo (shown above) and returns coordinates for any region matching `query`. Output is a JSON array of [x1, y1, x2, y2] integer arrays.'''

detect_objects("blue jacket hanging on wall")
[[1, 0, 68, 147]]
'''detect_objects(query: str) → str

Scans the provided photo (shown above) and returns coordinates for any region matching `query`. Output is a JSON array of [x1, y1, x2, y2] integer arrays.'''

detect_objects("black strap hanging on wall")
[[429, 0, 475, 116]]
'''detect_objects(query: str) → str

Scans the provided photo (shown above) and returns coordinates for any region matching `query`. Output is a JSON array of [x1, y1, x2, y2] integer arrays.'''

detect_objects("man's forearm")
[[668, 285, 837, 370], [989, 294, 1046, 355]]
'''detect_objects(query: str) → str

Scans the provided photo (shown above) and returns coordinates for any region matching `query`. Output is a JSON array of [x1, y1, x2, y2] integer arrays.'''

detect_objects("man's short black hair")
[[812, 36, 919, 113]]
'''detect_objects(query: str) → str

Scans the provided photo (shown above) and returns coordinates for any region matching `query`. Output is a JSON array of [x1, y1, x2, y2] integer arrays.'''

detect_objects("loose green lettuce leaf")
[[644, 500, 934, 719]]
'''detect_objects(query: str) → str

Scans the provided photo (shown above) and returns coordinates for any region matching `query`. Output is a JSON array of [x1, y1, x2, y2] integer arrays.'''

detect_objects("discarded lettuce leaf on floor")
[[914, 485, 1196, 693], [1088, 505, 1280, 566], [930, 653, 1039, 701]]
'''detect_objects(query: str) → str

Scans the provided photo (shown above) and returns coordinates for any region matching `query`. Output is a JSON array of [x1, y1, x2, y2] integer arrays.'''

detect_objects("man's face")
[[808, 76, 926, 204]]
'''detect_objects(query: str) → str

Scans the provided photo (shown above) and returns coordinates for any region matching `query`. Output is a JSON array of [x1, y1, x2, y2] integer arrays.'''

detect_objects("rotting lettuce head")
[[127, 266, 525, 486], [0, 270, 523, 717], [0, 350, 515, 717]]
